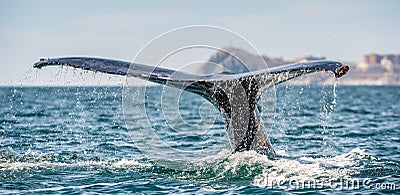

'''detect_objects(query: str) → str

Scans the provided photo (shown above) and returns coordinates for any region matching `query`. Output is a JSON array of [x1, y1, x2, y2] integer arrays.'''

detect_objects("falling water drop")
[[332, 79, 338, 106]]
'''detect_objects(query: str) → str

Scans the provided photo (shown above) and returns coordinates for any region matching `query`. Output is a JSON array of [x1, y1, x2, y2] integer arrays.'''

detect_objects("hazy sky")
[[1, 0, 399, 85]]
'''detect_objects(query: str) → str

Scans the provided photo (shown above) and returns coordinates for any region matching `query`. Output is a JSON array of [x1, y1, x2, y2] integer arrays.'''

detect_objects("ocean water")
[[0, 85, 399, 194]]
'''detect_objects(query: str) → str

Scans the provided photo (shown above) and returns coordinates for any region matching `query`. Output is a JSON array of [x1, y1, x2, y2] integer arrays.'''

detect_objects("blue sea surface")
[[0, 85, 399, 194]]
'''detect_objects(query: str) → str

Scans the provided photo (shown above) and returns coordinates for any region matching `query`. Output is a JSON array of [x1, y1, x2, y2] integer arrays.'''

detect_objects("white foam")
[[0, 158, 149, 171], [253, 148, 374, 188], [299, 148, 376, 167], [196, 148, 375, 189]]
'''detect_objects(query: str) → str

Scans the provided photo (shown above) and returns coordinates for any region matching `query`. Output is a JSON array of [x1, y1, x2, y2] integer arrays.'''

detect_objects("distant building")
[[386, 54, 400, 65], [363, 53, 400, 65], [359, 53, 400, 73]]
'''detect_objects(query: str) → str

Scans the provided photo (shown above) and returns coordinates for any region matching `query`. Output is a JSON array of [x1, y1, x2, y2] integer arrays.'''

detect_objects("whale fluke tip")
[[33, 58, 49, 69], [336, 65, 349, 78]]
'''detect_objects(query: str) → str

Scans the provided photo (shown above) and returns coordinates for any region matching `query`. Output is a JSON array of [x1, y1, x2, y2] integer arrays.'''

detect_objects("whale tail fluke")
[[34, 57, 348, 155]]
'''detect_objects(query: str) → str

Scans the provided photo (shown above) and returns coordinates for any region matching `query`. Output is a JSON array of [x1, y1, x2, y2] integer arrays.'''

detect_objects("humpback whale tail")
[[33, 57, 349, 156]]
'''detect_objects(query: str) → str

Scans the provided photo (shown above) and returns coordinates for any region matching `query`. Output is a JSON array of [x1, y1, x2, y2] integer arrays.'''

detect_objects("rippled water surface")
[[0, 85, 399, 194]]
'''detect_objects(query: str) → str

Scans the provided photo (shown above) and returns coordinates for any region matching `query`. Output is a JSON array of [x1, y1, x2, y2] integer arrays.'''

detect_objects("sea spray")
[[319, 80, 339, 156]]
